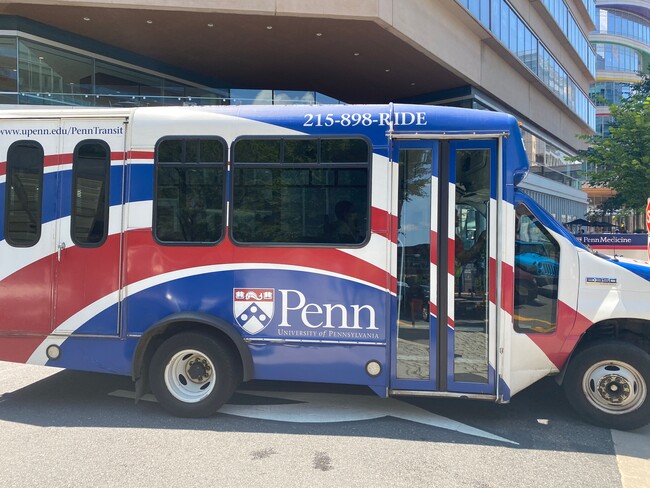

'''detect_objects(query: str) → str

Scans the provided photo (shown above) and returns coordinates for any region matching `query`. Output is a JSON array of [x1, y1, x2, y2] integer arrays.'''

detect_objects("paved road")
[[0, 361, 648, 487]]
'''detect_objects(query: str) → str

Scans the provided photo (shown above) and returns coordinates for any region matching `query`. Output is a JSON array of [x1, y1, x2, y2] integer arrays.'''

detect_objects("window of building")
[[514, 203, 560, 334], [231, 137, 370, 245], [154, 137, 226, 244], [0, 37, 17, 104], [71, 140, 111, 246], [18, 39, 94, 105], [5, 140, 44, 247]]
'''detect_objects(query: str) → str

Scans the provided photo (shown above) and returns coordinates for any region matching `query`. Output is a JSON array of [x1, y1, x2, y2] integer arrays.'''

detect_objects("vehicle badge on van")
[[233, 288, 275, 334]]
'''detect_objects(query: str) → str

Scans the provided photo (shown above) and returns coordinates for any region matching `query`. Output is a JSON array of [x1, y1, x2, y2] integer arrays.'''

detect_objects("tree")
[[577, 71, 650, 211]]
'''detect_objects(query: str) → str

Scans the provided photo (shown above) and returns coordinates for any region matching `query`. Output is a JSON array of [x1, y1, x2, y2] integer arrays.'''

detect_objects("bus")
[[1, 103, 649, 430]]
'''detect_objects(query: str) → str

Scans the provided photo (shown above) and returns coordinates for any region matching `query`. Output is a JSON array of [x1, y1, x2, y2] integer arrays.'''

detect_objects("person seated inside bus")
[[455, 211, 486, 296], [332, 200, 363, 244]]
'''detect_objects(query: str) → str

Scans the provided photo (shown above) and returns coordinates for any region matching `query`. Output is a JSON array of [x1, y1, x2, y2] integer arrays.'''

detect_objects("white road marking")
[[109, 389, 517, 445]]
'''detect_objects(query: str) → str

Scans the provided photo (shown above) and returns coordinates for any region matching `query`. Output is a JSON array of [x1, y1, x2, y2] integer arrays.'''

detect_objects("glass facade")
[[6, 37, 227, 106], [458, 0, 596, 130], [521, 128, 583, 190], [0, 36, 17, 104], [595, 44, 642, 73], [541, 0, 597, 75], [583, 0, 598, 25], [596, 8, 650, 46], [230, 89, 341, 105], [590, 80, 632, 106], [595, 114, 614, 137], [0, 35, 342, 107]]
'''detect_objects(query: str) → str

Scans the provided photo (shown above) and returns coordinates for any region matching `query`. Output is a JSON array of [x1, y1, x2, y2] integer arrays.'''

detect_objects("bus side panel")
[[117, 111, 394, 389], [248, 343, 388, 386]]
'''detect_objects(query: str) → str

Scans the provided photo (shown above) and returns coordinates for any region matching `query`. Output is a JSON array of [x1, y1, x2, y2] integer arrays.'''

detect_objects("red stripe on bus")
[[430, 230, 438, 266], [123, 230, 391, 291], [0, 337, 47, 364], [529, 301, 591, 369], [370, 207, 394, 239], [447, 236, 455, 277], [500, 260, 514, 314], [127, 151, 154, 160]]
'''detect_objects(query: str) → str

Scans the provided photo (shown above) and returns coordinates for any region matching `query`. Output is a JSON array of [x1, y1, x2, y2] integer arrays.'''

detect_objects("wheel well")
[[132, 313, 254, 388], [556, 318, 650, 386], [579, 319, 650, 355]]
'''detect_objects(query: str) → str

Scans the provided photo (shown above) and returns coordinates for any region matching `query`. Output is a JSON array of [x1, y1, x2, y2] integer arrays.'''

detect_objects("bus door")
[[52, 118, 127, 337], [391, 138, 498, 396], [0, 119, 61, 336]]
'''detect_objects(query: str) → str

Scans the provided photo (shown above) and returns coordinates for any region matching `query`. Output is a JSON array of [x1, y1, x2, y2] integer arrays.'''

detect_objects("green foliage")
[[578, 70, 650, 211]]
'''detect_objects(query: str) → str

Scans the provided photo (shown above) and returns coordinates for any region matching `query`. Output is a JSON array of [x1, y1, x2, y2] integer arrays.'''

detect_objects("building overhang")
[[0, 2, 470, 103]]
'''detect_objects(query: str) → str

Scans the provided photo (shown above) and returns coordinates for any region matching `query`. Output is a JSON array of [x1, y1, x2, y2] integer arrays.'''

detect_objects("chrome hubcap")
[[164, 349, 215, 403], [583, 361, 646, 415]]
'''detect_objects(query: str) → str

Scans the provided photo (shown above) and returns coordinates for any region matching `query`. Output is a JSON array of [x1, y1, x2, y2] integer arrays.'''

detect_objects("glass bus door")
[[392, 140, 438, 390], [391, 138, 497, 396]]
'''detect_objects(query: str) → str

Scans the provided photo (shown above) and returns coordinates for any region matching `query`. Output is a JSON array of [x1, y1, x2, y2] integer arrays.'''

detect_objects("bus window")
[[154, 137, 226, 244], [5, 140, 44, 247], [71, 140, 110, 246], [231, 137, 370, 245], [514, 203, 560, 334]]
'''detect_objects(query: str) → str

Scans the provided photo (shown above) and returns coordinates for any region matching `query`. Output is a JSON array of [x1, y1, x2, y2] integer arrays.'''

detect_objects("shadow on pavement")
[[0, 368, 622, 456]]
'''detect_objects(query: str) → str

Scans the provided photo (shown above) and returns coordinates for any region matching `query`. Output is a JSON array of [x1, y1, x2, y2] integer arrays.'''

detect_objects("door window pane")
[[71, 141, 111, 246], [396, 149, 432, 380], [454, 149, 490, 383], [5, 140, 44, 247], [514, 204, 560, 333]]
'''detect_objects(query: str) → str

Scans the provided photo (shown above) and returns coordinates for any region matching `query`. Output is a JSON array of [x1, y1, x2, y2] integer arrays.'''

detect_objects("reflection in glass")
[[232, 166, 368, 244], [0, 37, 17, 93], [513, 204, 560, 334], [454, 149, 490, 383], [155, 138, 225, 243], [6, 141, 44, 247], [396, 149, 431, 380], [18, 39, 93, 105], [72, 142, 110, 246]]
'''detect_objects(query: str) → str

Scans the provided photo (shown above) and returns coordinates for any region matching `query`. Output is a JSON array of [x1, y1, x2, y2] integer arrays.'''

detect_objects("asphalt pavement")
[[0, 361, 648, 487]]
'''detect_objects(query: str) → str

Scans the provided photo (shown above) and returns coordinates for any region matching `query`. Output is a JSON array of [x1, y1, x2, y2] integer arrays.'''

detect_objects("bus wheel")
[[149, 332, 240, 418], [563, 341, 650, 430]]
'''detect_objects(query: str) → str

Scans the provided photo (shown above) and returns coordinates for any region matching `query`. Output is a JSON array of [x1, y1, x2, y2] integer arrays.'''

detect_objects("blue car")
[[515, 240, 559, 287]]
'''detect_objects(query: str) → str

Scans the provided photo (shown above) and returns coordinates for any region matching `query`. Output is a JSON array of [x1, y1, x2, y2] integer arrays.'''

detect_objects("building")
[[587, 0, 650, 232], [0, 1, 597, 221]]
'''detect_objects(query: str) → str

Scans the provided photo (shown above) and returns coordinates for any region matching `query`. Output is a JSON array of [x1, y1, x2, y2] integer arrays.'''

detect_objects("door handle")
[[57, 242, 66, 262]]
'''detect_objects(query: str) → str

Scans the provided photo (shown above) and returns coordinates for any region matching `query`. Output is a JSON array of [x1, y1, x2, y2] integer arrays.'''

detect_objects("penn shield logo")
[[234, 288, 275, 335]]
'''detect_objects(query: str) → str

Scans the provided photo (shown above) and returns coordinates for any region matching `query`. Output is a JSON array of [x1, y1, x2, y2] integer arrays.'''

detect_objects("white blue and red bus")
[[1, 104, 649, 429]]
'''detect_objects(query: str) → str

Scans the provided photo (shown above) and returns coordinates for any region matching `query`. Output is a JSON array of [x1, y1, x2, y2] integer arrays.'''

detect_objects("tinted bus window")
[[231, 137, 370, 245], [5, 140, 44, 247], [71, 141, 111, 246], [154, 138, 225, 244]]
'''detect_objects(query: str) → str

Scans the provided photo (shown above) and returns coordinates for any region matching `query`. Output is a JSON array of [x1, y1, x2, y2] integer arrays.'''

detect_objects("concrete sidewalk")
[[613, 425, 650, 488]]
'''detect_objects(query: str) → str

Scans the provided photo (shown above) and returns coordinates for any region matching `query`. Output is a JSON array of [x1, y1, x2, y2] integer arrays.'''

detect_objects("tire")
[[563, 340, 650, 430], [149, 332, 241, 418]]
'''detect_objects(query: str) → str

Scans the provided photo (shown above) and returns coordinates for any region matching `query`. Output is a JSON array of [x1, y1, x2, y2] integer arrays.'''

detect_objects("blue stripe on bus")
[[46, 335, 136, 375], [124, 268, 388, 342], [612, 259, 650, 283]]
